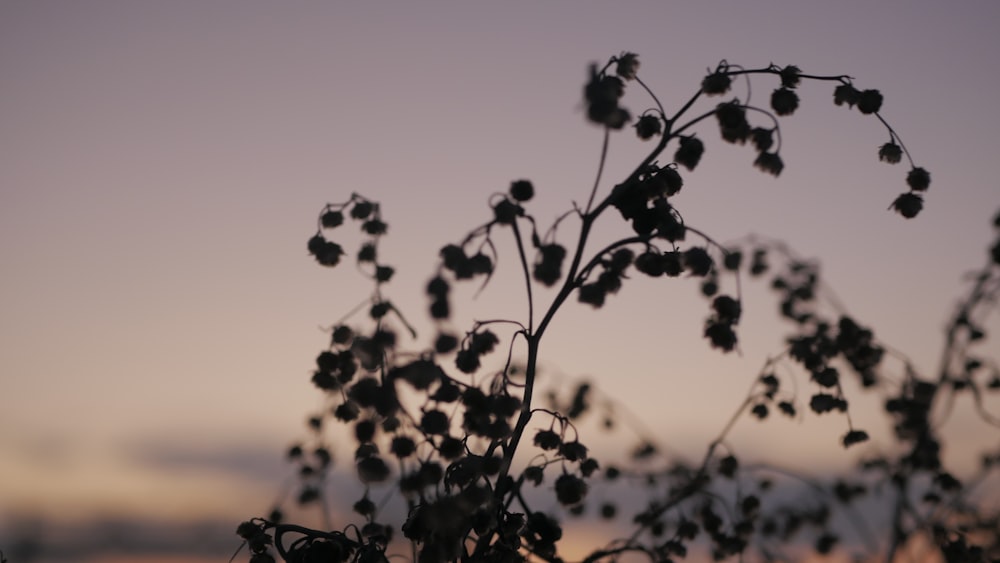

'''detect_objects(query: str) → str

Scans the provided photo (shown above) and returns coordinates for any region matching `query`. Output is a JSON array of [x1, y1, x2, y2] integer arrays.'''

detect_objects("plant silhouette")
[[234, 54, 999, 562]]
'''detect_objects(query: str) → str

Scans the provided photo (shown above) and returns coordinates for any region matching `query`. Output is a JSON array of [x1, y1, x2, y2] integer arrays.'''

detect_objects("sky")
[[1, 1, 999, 561]]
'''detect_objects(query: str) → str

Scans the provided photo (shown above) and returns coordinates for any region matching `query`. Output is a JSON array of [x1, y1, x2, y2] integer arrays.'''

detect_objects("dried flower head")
[[321, 210, 344, 228], [534, 429, 562, 451], [723, 250, 742, 271], [702, 70, 732, 95], [891, 192, 923, 219], [716, 102, 750, 143], [751, 128, 774, 153], [350, 201, 374, 219], [674, 136, 705, 170], [635, 114, 662, 140], [842, 429, 870, 448], [658, 166, 683, 196], [662, 250, 683, 277], [493, 198, 523, 224], [878, 142, 903, 164], [578, 282, 606, 308], [779, 64, 802, 88], [705, 321, 737, 351], [584, 65, 631, 129], [510, 179, 535, 202], [533, 243, 567, 286], [857, 89, 883, 114], [754, 152, 784, 176], [771, 87, 800, 116], [313, 239, 344, 267], [906, 167, 931, 191], [615, 52, 640, 80], [356, 455, 390, 483], [684, 247, 713, 276], [712, 295, 742, 324], [634, 251, 665, 277], [832, 83, 858, 108], [555, 473, 588, 506]]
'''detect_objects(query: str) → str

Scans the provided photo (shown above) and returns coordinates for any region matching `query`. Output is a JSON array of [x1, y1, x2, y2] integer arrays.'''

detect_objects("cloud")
[[121, 439, 289, 485]]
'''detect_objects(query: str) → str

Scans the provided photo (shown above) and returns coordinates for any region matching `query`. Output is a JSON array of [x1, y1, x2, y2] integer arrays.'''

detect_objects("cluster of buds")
[[583, 52, 640, 129], [578, 248, 635, 308], [236, 520, 276, 563], [454, 329, 499, 374], [533, 243, 567, 286], [704, 294, 742, 352], [307, 196, 393, 274]]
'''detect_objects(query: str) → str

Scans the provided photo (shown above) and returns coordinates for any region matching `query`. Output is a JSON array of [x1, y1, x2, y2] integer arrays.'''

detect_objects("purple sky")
[[2, 1, 999, 560]]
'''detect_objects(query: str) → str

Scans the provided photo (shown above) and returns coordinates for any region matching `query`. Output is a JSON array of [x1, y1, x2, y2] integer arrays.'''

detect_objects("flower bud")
[[857, 89, 883, 114], [321, 210, 344, 228], [878, 142, 902, 164], [510, 179, 535, 202], [770, 87, 799, 116], [701, 71, 732, 95], [890, 192, 923, 219], [906, 167, 930, 191], [634, 114, 662, 140], [615, 52, 640, 80], [674, 136, 704, 170]]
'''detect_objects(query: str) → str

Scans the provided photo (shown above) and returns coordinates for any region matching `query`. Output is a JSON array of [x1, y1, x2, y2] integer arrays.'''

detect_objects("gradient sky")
[[2, 2, 999, 561]]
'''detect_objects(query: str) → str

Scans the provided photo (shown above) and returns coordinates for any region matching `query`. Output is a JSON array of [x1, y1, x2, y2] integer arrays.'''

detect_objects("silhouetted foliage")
[[234, 54, 1000, 562]]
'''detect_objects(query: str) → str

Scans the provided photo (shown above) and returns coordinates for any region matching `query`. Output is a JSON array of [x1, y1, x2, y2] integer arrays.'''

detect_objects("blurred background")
[[2, 1, 998, 561]]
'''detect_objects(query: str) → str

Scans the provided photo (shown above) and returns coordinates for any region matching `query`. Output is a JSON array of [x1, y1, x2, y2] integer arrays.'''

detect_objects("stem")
[[512, 220, 534, 333], [742, 463, 880, 553], [584, 128, 611, 215], [875, 113, 917, 168], [635, 75, 665, 118], [725, 67, 850, 83], [492, 98, 687, 526], [623, 377, 764, 543], [575, 236, 647, 280], [475, 336, 540, 559], [670, 89, 704, 124], [671, 107, 724, 139], [497, 337, 539, 481]]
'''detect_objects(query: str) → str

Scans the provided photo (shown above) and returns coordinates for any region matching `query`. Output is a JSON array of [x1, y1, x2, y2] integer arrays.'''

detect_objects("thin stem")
[[725, 67, 850, 83], [387, 302, 418, 339], [875, 113, 917, 168], [498, 337, 539, 479], [742, 463, 880, 553], [478, 336, 541, 559], [671, 107, 724, 139], [511, 220, 534, 333], [329, 296, 374, 329], [575, 236, 648, 281], [635, 75, 665, 118], [670, 89, 704, 124], [584, 128, 611, 215], [623, 376, 764, 543]]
